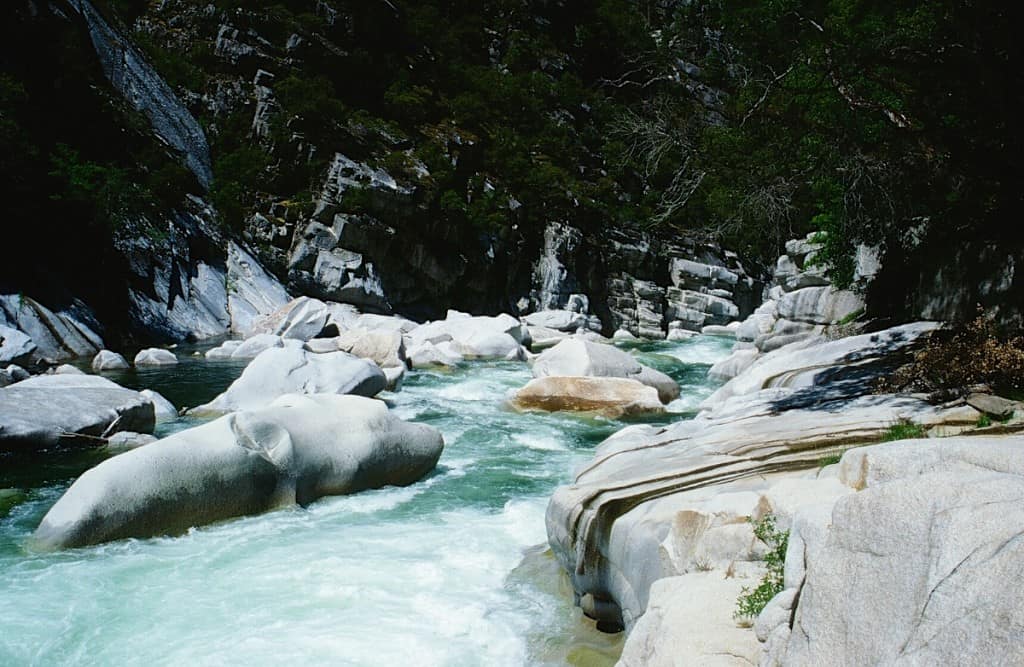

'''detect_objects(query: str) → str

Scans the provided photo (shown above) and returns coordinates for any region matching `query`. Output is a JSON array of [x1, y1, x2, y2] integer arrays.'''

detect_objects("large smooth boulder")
[[764, 437, 1024, 666], [134, 348, 178, 366], [328, 328, 406, 369], [32, 394, 444, 550], [511, 376, 664, 418], [193, 347, 386, 414], [531, 339, 680, 403], [91, 350, 130, 371], [0, 375, 154, 451]]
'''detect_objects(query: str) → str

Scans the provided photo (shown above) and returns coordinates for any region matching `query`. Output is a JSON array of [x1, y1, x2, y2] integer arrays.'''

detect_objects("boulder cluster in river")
[[2, 231, 1023, 666]]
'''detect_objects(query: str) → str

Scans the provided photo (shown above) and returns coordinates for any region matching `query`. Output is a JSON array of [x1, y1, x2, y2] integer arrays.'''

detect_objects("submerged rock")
[[0, 375, 154, 452], [193, 346, 385, 414], [33, 394, 444, 550]]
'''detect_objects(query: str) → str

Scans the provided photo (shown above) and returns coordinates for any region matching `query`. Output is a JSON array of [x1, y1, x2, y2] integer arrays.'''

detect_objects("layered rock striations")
[[545, 316, 1023, 664]]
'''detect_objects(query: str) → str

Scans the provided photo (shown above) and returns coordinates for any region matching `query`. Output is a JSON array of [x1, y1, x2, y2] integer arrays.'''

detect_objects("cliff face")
[[2, 0, 1019, 354]]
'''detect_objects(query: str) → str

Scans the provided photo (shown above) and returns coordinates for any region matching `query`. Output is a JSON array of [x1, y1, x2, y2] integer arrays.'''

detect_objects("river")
[[0, 335, 732, 666]]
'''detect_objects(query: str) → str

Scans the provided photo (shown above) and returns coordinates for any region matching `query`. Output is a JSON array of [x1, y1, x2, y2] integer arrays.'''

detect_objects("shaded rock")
[[134, 348, 178, 366], [523, 310, 587, 332], [0, 375, 154, 451], [0, 295, 102, 361], [193, 347, 385, 414], [92, 350, 130, 371], [140, 389, 177, 422], [33, 394, 444, 550], [105, 431, 158, 451], [0, 325, 35, 364], [966, 392, 1019, 420], [511, 376, 664, 418]]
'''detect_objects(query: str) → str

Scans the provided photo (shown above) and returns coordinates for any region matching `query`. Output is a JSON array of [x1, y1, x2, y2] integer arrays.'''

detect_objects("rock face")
[[67, 0, 212, 188], [511, 376, 664, 418], [531, 339, 680, 403], [0, 375, 154, 451], [760, 437, 1024, 666], [193, 346, 386, 414], [545, 322, 989, 634], [0, 295, 103, 362], [32, 394, 444, 550]]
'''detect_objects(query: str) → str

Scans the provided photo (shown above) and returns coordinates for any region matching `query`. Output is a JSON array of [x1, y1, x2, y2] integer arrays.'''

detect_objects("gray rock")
[[531, 339, 680, 403], [0, 325, 35, 364], [229, 334, 283, 359], [406, 341, 463, 369], [966, 393, 1019, 420], [522, 310, 587, 332], [53, 364, 86, 375], [193, 347, 386, 414], [205, 340, 243, 359], [773, 437, 1024, 666], [140, 389, 177, 422], [777, 287, 863, 326], [226, 242, 292, 337], [0, 295, 102, 361], [33, 394, 444, 550], [331, 328, 406, 369], [134, 348, 178, 366], [0, 374, 154, 452], [92, 350, 130, 371], [105, 431, 158, 451]]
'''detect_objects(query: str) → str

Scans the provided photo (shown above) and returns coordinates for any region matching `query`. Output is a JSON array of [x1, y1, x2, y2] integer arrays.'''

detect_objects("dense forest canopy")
[[2, 0, 1022, 289]]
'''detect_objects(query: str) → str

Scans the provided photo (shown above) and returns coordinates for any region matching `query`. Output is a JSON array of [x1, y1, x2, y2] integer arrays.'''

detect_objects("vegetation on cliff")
[[2, 0, 1021, 303]]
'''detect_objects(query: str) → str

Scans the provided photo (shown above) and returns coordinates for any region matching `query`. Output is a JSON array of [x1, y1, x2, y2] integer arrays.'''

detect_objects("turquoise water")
[[0, 336, 732, 666]]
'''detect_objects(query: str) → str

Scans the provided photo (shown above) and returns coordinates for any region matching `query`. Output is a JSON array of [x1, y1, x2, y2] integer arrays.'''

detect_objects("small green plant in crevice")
[[735, 515, 789, 621], [883, 420, 927, 442], [818, 451, 844, 467], [976, 414, 992, 428]]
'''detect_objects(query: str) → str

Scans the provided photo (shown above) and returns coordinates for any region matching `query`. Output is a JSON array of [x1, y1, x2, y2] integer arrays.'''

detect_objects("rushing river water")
[[0, 335, 732, 666]]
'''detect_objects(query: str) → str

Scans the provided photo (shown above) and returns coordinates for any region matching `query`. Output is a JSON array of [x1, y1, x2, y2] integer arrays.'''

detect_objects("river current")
[[0, 335, 732, 666]]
